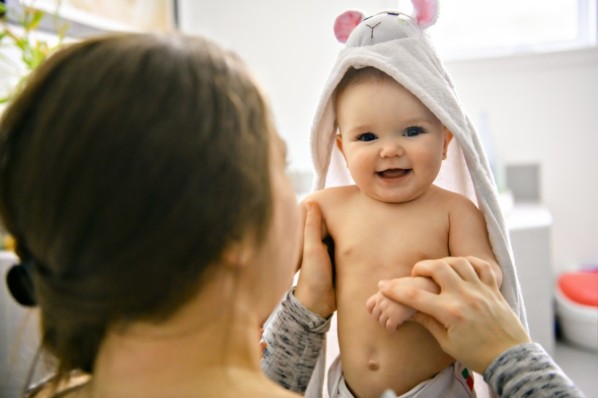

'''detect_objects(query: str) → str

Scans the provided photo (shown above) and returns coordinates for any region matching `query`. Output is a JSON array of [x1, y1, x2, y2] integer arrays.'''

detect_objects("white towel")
[[305, 10, 527, 398]]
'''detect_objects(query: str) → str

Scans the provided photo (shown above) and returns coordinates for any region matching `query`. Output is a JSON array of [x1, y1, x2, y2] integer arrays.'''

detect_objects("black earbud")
[[6, 261, 37, 307]]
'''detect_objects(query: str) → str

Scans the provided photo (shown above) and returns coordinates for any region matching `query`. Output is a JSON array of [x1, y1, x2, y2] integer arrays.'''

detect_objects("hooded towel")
[[305, 10, 527, 398]]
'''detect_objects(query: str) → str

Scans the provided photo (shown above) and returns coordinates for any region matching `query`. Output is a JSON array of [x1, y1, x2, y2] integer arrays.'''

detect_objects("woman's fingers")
[[303, 202, 324, 252], [294, 201, 336, 318], [381, 258, 494, 328], [409, 312, 449, 348], [464, 256, 499, 287], [376, 257, 532, 374], [410, 258, 463, 287], [411, 256, 495, 287], [379, 280, 448, 325], [444, 257, 480, 282]]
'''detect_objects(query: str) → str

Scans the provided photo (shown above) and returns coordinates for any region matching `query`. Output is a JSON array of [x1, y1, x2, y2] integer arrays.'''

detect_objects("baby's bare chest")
[[328, 204, 450, 274]]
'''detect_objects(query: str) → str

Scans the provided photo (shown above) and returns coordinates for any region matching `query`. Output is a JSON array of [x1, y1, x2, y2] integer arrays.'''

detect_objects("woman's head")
[[0, 33, 294, 375]]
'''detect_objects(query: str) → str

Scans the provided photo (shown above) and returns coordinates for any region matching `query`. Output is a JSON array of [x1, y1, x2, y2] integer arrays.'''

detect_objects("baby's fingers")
[[366, 294, 377, 314], [385, 317, 401, 332], [366, 293, 385, 320]]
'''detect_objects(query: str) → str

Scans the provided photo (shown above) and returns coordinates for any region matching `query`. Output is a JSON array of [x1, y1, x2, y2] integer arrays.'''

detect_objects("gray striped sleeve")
[[261, 289, 331, 393], [484, 342, 585, 398]]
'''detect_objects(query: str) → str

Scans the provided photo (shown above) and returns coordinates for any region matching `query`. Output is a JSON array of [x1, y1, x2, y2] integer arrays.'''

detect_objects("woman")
[[1, 32, 301, 397]]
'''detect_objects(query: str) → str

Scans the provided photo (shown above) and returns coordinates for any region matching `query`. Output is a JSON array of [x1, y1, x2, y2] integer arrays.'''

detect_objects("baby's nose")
[[379, 141, 404, 158]]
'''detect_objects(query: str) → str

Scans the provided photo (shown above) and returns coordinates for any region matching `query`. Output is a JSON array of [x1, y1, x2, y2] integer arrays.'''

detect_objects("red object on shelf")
[[558, 270, 598, 307]]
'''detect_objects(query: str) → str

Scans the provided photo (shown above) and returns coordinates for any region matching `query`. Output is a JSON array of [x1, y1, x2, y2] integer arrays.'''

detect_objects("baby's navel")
[[367, 359, 380, 371]]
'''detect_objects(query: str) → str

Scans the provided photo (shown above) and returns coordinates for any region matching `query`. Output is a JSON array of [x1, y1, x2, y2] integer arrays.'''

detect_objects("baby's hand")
[[366, 276, 440, 332], [367, 289, 416, 332]]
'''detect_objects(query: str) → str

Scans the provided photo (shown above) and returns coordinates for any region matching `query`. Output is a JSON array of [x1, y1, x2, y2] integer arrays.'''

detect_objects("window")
[[400, 0, 597, 59]]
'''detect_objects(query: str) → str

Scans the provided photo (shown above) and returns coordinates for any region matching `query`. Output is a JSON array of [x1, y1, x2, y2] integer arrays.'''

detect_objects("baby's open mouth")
[[377, 168, 411, 178]]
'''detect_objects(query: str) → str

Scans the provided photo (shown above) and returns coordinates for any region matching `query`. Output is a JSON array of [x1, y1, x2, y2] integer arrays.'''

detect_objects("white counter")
[[506, 203, 555, 354]]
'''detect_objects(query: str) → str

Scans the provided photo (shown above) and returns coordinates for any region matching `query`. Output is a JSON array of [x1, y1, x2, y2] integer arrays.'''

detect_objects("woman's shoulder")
[[26, 373, 90, 398]]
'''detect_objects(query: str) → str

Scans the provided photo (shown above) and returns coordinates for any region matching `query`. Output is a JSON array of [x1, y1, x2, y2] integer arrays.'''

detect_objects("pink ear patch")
[[333, 10, 364, 43], [411, 0, 438, 29]]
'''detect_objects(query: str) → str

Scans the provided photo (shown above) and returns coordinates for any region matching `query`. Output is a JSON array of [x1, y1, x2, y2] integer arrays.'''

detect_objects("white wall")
[[178, 1, 598, 276], [445, 49, 598, 274], [3, 1, 593, 276], [177, 0, 397, 170]]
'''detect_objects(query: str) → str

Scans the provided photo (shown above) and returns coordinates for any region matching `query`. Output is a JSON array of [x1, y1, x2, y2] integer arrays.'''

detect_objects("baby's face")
[[335, 78, 452, 203]]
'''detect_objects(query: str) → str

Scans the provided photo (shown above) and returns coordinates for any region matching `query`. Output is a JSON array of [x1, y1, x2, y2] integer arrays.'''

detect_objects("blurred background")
[[175, 0, 597, 277], [1, 1, 597, 397]]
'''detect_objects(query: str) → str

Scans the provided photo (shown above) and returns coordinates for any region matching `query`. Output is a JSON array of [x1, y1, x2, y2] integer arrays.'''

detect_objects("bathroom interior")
[[0, 0, 597, 397]]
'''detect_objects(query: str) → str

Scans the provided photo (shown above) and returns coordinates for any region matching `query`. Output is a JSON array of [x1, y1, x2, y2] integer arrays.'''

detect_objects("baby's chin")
[[365, 190, 425, 205]]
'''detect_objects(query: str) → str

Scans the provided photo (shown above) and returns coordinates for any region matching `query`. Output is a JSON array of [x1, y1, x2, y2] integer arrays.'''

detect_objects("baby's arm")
[[367, 194, 502, 332], [366, 276, 439, 332], [449, 195, 503, 287]]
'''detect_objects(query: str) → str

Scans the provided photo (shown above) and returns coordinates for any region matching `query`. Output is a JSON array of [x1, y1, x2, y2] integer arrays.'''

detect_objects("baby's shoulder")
[[430, 185, 479, 211], [304, 185, 358, 206]]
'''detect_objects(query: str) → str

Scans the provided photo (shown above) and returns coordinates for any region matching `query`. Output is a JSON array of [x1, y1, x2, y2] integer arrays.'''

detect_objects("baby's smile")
[[376, 168, 412, 178]]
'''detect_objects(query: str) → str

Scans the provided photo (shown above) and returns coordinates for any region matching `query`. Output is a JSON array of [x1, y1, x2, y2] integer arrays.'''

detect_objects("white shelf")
[[507, 203, 555, 354], [506, 203, 553, 230]]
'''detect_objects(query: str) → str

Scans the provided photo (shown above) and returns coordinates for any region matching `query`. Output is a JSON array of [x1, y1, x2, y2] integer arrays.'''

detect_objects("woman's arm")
[[261, 289, 330, 393], [261, 202, 335, 393], [485, 342, 582, 398], [378, 257, 584, 398]]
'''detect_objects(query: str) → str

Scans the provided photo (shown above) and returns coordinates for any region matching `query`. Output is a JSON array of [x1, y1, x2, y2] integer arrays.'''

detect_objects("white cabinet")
[[507, 204, 555, 354], [0, 252, 43, 398]]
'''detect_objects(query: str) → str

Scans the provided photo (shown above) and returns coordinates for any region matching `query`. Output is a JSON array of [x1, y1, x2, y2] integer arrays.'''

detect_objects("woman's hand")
[[293, 202, 336, 319], [379, 256, 531, 374]]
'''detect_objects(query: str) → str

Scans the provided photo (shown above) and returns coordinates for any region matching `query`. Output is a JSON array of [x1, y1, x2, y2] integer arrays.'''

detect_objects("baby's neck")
[[357, 184, 437, 208]]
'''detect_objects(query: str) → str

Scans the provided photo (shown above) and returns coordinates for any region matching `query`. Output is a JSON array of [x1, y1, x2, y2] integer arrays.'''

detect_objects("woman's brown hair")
[[0, 33, 274, 380]]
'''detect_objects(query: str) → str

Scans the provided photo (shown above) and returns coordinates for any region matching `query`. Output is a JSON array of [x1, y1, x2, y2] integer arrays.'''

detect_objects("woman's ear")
[[442, 128, 453, 160], [221, 238, 255, 270]]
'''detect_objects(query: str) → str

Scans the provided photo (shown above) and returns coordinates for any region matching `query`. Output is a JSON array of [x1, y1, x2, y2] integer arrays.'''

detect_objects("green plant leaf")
[[1, 1, 69, 105], [26, 9, 45, 32], [14, 36, 29, 52]]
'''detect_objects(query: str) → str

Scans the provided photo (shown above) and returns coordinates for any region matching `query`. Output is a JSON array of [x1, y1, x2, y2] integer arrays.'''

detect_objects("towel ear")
[[333, 10, 364, 43], [411, 0, 439, 29]]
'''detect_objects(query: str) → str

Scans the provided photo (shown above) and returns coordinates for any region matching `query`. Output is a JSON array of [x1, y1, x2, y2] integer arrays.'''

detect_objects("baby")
[[305, 9, 505, 398]]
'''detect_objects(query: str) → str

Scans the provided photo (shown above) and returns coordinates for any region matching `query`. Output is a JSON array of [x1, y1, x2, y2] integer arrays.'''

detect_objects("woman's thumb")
[[410, 312, 448, 349]]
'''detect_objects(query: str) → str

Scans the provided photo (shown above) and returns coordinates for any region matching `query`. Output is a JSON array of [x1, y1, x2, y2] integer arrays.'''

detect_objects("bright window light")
[[399, 0, 597, 59]]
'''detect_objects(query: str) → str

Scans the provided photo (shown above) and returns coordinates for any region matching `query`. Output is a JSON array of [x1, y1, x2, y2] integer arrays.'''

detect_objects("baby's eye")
[[356, 132, 377, 142], [403, 126, 425, 137]]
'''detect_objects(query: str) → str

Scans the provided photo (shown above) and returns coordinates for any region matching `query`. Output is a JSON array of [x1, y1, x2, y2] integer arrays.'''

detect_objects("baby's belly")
[[336, 279, 453, 398]]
